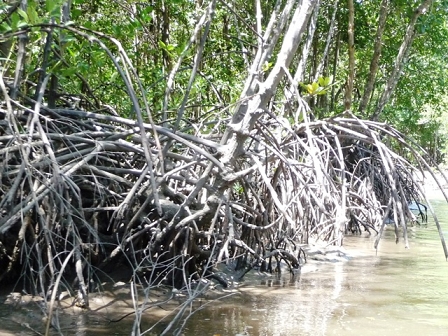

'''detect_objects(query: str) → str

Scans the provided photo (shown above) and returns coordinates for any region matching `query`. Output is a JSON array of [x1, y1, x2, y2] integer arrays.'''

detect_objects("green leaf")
[[110, 71, 118, 82], [318, 76, 326, 87], [0, 22, 11, 33], [46, 0, 61, 17], [46, 0, 56, 13], [71, 8, 82, 19], [27, 4, 40, 24], [61, 67, 77, 77], [10, 12, 20, 30], [262, 61, 272, 72], [305, 84, 313, 94], [318, 76, 333, 87], [323, 76, 333, 87], [17, 8, 28, 22], [317, 89, 328, 95], [17, 21, 28, 29]]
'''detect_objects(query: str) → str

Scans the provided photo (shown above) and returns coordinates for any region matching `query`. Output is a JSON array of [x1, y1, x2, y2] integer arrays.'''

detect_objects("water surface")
[[181, 198, 448, 336]]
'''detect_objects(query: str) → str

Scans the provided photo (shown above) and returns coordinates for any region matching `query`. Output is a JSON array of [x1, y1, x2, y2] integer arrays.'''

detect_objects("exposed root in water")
[[1, 101, 445, 295]]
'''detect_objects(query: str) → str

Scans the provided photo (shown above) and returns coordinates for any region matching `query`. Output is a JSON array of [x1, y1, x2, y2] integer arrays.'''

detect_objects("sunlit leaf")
[[17, 8, 28, 23], [27, 4, 40, 24], [0, 22, 11, 33]]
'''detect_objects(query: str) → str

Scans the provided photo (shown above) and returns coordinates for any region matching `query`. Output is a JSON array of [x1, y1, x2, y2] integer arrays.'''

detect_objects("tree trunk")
[[221, 0, 318, 165], [358, 0, 389, 116], [161, 1, 171, 71], [330, 29, 341, 111], [371, 0, 434, 121], [313, 0, 339, 82], [10, 0, 28, 100], [294, 0, 321, 83], [344, 0, 355, 111]]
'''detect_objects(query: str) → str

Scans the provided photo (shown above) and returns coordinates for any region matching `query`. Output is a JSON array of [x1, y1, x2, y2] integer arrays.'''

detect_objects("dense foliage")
[[2, 1, 448, 148]]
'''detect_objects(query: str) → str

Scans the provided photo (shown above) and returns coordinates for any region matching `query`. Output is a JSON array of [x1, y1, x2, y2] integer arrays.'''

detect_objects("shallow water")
[[180, 198, 448, 336], [1, 197, 448, 336]]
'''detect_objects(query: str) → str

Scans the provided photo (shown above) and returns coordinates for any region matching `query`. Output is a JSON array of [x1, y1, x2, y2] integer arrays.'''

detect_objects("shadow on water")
[[1, 198, 448, 335]]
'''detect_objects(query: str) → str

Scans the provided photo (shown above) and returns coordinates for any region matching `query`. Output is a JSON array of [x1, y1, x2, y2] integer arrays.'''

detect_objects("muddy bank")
[[0, 229, 438, 336], [0, 276, 242, 335], [0, 244, 357, 335], [0, 243, 356, 335]]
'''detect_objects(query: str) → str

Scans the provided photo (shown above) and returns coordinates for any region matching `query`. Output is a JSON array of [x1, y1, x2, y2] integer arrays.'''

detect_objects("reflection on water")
[[181, 198, 448, 336]]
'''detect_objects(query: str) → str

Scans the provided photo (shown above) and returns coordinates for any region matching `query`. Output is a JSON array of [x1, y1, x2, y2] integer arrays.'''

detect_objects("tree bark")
[[344, 0, 355, 111], [371, 0, 434, 121], [161, 0, 171, 71], [294, 0, 321, 83], [10, 0, 28, 100], [358, 0, 389, 116], [0, 1, 18, 65], [221, 0, 318, 165], [330, 29, 341, 111], [313, 0, 339, 82]]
